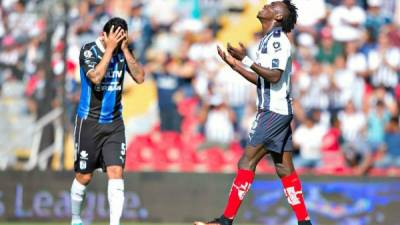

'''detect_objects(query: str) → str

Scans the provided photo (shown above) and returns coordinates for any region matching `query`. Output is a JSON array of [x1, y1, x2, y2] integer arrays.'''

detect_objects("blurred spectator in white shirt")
[[214, 65, 253, 131], [199, 94, 235, 148], [332, 56, 357, 108], [339, 101, 367, 143], [297, 60, 330, 110], [293, 112, 325, 168], [329, 0, 366, 42], [368, 33, 400, 89], [291, 0, 326, 36]]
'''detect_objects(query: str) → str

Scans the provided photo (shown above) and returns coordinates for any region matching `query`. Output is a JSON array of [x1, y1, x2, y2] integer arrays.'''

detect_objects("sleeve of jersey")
[[257, 38, 290, 71], [79, 45, 98, 76]]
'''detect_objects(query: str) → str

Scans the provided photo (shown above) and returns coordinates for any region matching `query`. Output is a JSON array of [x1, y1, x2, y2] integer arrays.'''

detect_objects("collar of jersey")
[[266, 26, 282, 36], [95, 38, 106, 53]]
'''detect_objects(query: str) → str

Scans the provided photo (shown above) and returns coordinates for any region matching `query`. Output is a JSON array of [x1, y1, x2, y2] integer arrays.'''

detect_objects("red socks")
[[281, 171, 309, 221], [223, 169, 255, 219], [222, 169, 309, 222]]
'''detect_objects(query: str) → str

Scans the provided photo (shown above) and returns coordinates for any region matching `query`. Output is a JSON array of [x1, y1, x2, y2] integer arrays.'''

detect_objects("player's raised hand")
[[103, 25, 125, 51], [217, 45, 238, 69], [227, 42, 247, 60]]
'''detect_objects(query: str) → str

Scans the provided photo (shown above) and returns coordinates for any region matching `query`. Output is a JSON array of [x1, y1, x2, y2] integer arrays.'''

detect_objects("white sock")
[[70, 179, 87, 224], [108, 179, 125, 225]]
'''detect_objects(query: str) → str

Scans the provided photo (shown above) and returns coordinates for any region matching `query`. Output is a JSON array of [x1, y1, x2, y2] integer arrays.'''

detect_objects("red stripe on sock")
[[223, 169, 255, 219], [281, 171, 309, 221]]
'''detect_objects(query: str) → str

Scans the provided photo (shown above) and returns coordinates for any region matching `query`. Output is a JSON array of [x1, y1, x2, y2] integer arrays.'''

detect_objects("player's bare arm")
[[217, 45, 257, 85], [87, 25, 125, 84], [228, 42, 282, 83], [121, 33, 145, 84]]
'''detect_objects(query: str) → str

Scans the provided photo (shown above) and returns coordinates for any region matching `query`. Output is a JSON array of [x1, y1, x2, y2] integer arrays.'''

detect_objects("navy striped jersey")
[[77, 38, 126, 123], [255, 27, 293, 115]]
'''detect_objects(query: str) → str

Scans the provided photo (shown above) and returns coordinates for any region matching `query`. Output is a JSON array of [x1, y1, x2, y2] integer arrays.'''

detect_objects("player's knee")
[[274, 163, 293, 178], [238, 154, 257, 171], [106, 166, 123, 179], [75, 173, 93, 185]]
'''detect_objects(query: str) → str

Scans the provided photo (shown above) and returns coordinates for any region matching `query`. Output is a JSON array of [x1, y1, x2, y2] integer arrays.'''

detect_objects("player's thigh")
[[102, 122, 126, 171], [74, 117, 103, 173], [242, 144, 268, 163]]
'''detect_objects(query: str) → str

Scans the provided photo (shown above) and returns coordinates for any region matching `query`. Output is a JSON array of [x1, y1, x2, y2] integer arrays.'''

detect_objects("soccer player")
[[70, 17, 145, 225], [195, 1, 313, 225]]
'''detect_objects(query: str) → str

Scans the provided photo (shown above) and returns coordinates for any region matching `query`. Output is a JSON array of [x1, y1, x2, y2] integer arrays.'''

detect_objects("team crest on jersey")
[[84, 50, 93, 58], [118, 54, 124, 62], [80, 160, 87, 170], [273, 42, 281, 52], [80, 150, 88, 160]]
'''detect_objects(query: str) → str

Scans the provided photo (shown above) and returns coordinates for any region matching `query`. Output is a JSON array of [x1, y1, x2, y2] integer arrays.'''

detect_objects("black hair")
[[281, 0, 298, 33], [103, 17, 128, 35], [330, 113, 339, 127]]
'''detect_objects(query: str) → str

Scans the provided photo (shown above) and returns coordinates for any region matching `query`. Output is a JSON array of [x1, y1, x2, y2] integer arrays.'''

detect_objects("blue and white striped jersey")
[[255, 27, 293, 115], [77, 38, 127, 124]]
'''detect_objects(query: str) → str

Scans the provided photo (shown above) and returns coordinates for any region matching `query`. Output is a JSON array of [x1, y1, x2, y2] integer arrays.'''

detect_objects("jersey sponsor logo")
[[272, 59, 279, 68], [105, 70, 123, 79], [284, 186, 302, 206], [94, 83, 122, 92], [84, 50, 93, 58], [233, 182, 251, 200], [80, 150, 89, 160]]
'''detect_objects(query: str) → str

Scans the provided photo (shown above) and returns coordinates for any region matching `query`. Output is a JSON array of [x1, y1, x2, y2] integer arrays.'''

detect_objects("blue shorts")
[[247, 110, 293, 153]]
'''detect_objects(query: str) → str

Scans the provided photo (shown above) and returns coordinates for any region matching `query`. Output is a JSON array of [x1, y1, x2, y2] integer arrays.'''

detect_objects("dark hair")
[[330, 113, 339, 126], [281, 0, 298, 33], [103, 17, 128, 35]]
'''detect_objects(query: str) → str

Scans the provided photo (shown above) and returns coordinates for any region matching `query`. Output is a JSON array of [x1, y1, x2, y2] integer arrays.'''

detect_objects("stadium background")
[[0, 0, 399, 225]]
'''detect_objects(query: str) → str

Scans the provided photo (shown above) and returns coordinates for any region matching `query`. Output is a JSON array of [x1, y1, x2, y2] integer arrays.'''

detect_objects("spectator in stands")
[[368, 32, 400, 89], [365, 0, 392, 39], [368, 85, 399, 115], [339, 101, 375, 174], [198, 93, 235, 149], [329, 0, 366, 42], [214, 65, 252, 131], [367, 100, 391, 152], [321, 114, 343, 152], [291, 0, 327, 37], [339, 101, 367, 147], [375, 116, 400, 167], [293, 112, 325, 168], [332, 55, 357, 108], [128, 2, 153, 64], [151, 54, 184, 132], [297, 60, 330, 111], [315, 27, 343, 65]]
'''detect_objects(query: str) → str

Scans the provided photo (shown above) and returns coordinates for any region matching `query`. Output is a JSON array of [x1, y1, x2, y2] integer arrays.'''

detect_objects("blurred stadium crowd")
[[0, 0, 400, 175]]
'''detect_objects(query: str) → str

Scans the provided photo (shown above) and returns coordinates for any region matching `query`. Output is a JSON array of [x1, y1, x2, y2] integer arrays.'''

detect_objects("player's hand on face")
[[103, 25, 126, 51], [217, 45, 238, 69], [121, 32, 129, 51], [227, 42, 247, 60]]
